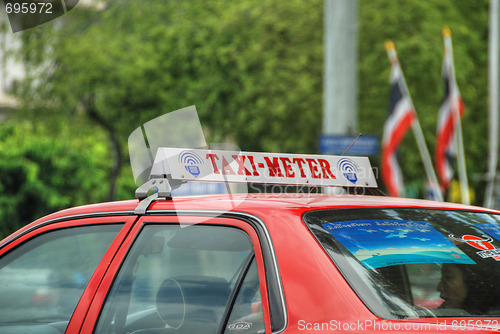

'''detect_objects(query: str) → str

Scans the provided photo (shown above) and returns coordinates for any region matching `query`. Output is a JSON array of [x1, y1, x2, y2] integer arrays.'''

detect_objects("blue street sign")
[[319, 135, 379, 156], [171, 182, 227, 196]]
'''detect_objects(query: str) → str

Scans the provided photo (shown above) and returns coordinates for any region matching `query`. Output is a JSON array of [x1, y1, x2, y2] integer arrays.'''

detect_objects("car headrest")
[[156, 276, 230, 329]]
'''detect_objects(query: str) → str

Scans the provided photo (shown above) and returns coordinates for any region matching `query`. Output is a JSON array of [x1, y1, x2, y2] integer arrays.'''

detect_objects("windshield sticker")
[[322, 220, 475, 269], [449, 233, 500, 261]]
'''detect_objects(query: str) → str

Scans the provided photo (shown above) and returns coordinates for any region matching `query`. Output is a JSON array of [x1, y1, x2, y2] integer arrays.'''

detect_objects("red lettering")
[[280, 157, 295, 177], [306, 158, 320, 178], [232, 155, 252, 176], [292, 158, 307, 178], [264, 156, 284, 177], [247, 155, 260, 176], [318, 159, 336, 179], [222, 156, 235, 175], [206, 154, 220, 174]]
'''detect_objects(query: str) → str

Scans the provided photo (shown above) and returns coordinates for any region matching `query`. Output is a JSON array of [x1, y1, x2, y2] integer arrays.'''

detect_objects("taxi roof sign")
[[148, 148, 378, 189]]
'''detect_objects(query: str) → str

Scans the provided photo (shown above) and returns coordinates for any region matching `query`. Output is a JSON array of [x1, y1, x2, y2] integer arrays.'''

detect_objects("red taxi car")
[[1, 148, 500, 334]]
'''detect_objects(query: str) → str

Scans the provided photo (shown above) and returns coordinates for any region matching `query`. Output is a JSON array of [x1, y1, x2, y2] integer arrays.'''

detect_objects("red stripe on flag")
[[435, 98, 464, 190], [382, 109, 416, 196]]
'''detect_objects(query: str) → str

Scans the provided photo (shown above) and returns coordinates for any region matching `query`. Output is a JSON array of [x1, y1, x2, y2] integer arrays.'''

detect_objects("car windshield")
[[304, 208, 500, 319]]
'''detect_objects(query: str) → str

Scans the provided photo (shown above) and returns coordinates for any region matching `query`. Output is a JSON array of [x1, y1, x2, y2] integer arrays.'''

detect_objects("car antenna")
[[341, 134, 363, 156]]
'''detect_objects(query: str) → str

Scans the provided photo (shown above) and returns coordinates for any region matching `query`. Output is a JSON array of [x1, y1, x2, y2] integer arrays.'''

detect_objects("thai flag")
[[382, 44, 416, 197], [435, 28, 465, 191]]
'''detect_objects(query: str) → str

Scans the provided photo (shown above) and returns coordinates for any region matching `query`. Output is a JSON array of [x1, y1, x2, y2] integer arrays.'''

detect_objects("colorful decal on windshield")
[[322, 220, 475, 269], [449, 233, 500, 261]]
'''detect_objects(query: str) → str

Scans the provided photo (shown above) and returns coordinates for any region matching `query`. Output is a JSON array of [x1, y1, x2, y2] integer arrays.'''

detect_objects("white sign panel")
[[151, 148, 378, 188]]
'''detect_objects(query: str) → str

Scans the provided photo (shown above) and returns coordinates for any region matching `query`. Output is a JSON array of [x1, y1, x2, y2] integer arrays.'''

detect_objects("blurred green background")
[[0, 0, 491, 237]]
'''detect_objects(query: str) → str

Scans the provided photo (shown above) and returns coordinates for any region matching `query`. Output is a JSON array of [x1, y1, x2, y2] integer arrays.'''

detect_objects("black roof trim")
[[0, 210, 136, 249]]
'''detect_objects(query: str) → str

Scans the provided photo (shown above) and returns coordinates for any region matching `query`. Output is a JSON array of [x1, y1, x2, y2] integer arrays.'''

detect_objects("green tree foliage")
[[14, 0, 324, 207], [17, 0, 324, 151], [0, 121, 112, 238], [4, 0, 493, 236]]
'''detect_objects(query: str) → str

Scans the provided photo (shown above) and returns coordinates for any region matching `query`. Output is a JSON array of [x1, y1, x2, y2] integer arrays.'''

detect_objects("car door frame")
[[79, 212, 287, 334]]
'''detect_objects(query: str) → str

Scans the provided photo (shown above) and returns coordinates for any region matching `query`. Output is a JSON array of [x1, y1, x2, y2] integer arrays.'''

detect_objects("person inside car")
[[437, 263, 468, 309], [437, 263, 499, 314]]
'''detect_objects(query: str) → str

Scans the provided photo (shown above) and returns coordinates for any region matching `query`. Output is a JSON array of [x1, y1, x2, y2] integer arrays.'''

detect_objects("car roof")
[[4, 192, 500, 248], [31, 193, 500, 222]]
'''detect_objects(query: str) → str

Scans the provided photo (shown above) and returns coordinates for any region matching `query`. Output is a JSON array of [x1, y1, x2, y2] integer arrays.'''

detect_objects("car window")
[[304, 208, 500, 319], [0, 224, 122, 332], [95, 224, 262, 334]]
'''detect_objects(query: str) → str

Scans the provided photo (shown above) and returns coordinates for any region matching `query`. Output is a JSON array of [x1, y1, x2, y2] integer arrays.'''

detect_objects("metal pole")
[[323, 0, 358, 136], [485, 0, 499, 208], [411, 120, 444, 202], [454, 111, 470, 204]]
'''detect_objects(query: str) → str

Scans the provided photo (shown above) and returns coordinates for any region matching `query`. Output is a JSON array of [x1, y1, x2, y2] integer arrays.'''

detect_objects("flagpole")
[[444, 27, 470, 205], [410, 121, 444, 202], [385, 41, 444, 202], [454, 111, 470, 204]]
